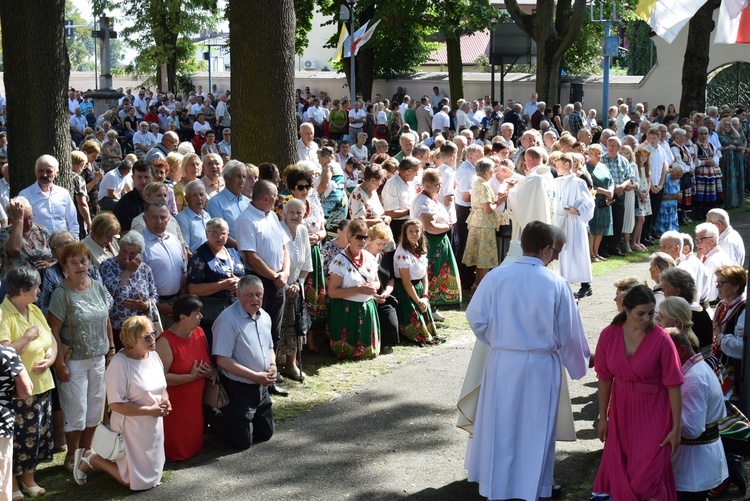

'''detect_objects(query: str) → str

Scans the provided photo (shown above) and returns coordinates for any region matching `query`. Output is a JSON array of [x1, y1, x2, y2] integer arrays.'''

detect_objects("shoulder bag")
[[91, 353, 128, 461]]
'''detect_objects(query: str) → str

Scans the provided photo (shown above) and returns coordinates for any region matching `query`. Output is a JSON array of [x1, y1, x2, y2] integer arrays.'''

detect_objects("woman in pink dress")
[[593, 285, 684, 500]]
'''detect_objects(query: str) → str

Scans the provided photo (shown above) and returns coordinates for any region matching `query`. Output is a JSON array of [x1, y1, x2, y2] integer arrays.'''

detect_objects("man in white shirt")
[[430, 86, 447, 113], [98, 159, 133, 211], [522, 92, 538, 125], [468, 100, 483, 127], [382, 157, 418, 238], [236, 180, 291, 397], [615, 104, 629, 138], [140, 200, 187, 327], [18, 155, 79, 237], [297, 123, 318, 163], [214, 93, 231, 135], [307, 98, 326, 138], [706, 209, 745, 267], [132, 88, 148, 120], [432, 106, 451, 136], [399, 95, 410, 117], [508, 146, 556, 239], [660, 232, 710, 304], [132, 122, 157, 160], [695, 222, 734, 308], [69, 107, 87, 145], [636, 129, 669, 241], [348, 100, 366, 138]]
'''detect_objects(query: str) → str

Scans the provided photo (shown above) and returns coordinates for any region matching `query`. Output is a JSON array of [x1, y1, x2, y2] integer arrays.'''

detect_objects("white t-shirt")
[[393, 244, 428, 280]]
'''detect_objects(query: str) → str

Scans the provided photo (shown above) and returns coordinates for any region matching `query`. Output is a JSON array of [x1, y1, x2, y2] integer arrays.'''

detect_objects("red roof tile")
[[428, 29, 491, 66]]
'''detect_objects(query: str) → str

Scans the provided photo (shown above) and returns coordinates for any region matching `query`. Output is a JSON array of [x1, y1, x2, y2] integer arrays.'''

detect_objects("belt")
[[159, 294, 177, 302], [681, 422, 720, 445], [618, 380, 659, 394]]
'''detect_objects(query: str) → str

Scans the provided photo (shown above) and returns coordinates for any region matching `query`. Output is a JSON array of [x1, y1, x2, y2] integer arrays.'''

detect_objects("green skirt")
[[394, 279, 438, 343], [304, 244, 327, 325], [327, 298, 380, 360], [425, 232, 462, 306]]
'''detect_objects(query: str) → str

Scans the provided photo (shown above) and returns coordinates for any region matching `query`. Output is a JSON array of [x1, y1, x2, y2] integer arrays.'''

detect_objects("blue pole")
[[602, 20, 610, 121]]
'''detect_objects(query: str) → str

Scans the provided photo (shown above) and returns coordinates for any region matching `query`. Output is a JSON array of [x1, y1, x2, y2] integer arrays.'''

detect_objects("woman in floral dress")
[[632, 149, 652, 251], [462, 159, 499, 288], [393, 219, 440, 345]]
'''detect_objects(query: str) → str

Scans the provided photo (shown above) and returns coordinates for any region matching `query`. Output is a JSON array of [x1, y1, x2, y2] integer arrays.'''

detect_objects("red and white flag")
[[352, 20, 380, 56], [715, 0, 750, 43]]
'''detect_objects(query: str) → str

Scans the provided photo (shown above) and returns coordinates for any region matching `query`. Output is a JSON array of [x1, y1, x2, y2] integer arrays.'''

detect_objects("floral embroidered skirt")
[[426, 232, 462, 306], [394, 279, 438, 344], [328, 298, 380, 360], [13, 390, 54, 474], [304, 244, 328, 325]]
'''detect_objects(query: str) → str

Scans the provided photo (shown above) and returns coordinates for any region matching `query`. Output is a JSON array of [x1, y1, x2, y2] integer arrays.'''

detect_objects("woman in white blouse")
[[351, 132, 369, 162], [82, 213, 121, 270], [349, 164, 391, 227], [393, 219, 442, 345], [327, 219, 381, 360], [279, 199, 313, 381]]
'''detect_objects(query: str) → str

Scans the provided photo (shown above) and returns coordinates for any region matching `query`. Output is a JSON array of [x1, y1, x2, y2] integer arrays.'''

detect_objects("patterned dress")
[[463, 177, 498, 269], [327, 250, 380, 360], [693, 142, 723, 208], [300, 192, 328, 325], [411, 193, 461, 305], [0, 224, 54, 278], [635, 165, 652, 217], [655, 175, 680, 235], [587, 162, 614, 236], [393, 245, 438, 343], [319, 163, 349, 234], [719, 131, 745, 208]]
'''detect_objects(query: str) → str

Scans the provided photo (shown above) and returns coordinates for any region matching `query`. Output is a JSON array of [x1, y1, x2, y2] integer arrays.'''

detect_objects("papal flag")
[[715, 0, 750, 43], [635, 0, 709, 43], [332, 24, 349, 62]]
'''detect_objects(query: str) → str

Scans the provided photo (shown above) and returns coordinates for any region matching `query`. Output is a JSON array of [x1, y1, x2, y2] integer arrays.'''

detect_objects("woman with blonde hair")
[[633, 147, 652, 250], [100, 130, 123, 172], [175, 153, 201, 212], [73, 315, 169, 490], [82, 213, 121, 269], [717, 116, 745, 208], [71, 151, 93, 240], [80, 139, 103, 218]]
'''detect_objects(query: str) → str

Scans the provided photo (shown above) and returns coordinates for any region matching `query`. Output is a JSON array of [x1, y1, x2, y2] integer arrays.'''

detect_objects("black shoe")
[[641, 238, 654, 246], [727, 454, 747, 496], [609, 250, 625, 257], [576, 285, 593, 298], [269, 384, 289, 397]]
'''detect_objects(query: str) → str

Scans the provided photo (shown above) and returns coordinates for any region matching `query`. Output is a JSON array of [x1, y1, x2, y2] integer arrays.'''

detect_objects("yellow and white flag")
[[635, 0, 709, 43], [332, 24, 349, 62]]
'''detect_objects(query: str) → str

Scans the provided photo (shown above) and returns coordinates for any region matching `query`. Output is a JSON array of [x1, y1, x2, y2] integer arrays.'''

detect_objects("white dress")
[[622, 162, 636, 233], [106, 352, 167, 490], [464, 257, 590, 500], [553, 174, 594, 284], [507, 165, 556, 239]]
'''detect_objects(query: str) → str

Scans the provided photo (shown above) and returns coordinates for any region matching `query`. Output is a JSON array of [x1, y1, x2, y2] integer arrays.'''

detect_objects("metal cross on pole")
[[590, 2, 621, 119]]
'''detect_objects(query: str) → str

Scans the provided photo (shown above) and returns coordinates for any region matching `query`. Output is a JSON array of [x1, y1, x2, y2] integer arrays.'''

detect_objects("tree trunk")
[[0, 0, 72, 195], [356, 46, 374, 101], [446, 34, 464, 107], [230, 0, 296, 168], [536, 40, 561, 105], [679, 0, 717, 115]]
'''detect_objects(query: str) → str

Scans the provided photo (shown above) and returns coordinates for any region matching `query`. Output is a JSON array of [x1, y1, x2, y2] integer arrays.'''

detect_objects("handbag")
[[202, 370, 230, 409], [92, 353, 129, 461]]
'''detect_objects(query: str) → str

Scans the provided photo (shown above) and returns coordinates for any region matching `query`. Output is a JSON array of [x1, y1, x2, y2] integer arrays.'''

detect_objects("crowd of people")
[[0, 83, 745, 499]]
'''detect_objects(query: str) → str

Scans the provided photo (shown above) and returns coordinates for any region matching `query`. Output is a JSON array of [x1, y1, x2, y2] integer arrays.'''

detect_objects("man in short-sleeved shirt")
[[382, 157, 418, 239], [211, 276, 276, 449], [175, 181, 211, 253], [205, 162, 249, 249], [235, 180, 290, 397], [19, 155, 79, 237]]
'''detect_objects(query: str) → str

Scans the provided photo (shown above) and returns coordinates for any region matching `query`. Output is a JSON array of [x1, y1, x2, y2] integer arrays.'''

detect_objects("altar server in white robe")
[[465, 221, 590, 501], [553, 153, 595, 299], [507, 147, 556, 240]]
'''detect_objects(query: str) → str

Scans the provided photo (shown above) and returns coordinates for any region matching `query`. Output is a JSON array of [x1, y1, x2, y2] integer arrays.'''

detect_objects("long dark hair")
[[611, 285, 655, 326]]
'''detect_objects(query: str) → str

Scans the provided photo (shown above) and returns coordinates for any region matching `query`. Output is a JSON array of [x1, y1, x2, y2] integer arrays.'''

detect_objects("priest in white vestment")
[[508, 147, 556, 240], [464, 221, 590, 501]]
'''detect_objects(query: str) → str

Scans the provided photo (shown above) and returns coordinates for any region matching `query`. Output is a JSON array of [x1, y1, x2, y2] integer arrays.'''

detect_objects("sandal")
[[11, 490, 23, 501], [21, 482, 46, 498], [73, 448, 94, 486], [64, 453, 76, 474]]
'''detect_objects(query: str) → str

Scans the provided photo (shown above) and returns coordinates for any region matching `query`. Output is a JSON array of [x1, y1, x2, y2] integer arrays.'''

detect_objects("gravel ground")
[[130, 211, 750, 501]]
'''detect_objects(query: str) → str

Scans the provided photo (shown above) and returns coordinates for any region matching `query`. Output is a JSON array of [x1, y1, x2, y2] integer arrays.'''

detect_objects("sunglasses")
[[141, 332, 156, 342], [352, 234, 368, 241], [295, 184, 311, 191]]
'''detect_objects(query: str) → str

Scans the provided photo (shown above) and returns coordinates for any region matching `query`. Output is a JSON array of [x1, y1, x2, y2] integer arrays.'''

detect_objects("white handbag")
[[92, 353, 129, 461]]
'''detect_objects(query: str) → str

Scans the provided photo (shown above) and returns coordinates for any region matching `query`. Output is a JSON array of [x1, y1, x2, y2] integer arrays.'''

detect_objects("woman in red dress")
[[593, 285, 684, 500], [155, 295, 213, 461]]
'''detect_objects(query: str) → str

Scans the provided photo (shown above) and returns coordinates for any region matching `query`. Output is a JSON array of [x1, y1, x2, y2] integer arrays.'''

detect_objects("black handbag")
[[294, 280, 311, 338]]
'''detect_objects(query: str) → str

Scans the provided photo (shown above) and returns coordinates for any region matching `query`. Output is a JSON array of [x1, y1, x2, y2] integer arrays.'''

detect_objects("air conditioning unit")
[[303, 59, 317, 70]]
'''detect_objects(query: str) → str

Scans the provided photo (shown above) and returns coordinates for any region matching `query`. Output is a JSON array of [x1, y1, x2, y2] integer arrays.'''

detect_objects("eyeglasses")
[[695, 236, 712, 243], [295, 184, 311, 191], [141, 332, 156, 342], [716, 280, 731, 287], [352, 234, 368, 241], [208, 230, 228, 237], [551, 246, 562, 255]]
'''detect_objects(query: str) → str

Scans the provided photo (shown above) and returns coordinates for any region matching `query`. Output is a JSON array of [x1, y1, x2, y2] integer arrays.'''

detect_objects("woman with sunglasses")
[[73, 315, 170, 490], [47, 243, 115, 474], [327, 219, 380, 360], [286, 169, 327, 351]]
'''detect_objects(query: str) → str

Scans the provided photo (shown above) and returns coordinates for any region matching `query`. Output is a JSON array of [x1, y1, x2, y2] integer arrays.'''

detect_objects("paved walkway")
[[132, 210, 750, 501]]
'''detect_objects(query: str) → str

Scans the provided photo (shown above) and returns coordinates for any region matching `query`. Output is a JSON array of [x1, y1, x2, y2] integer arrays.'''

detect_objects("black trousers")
[[606, 196, 625, 252], [644, 188, 665, 240], [455, 204, 475, 289], [253, 273, 285, 348], [676, 491, 709, 501], [213, 375, 274, 450]]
